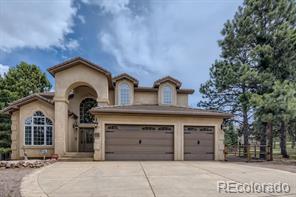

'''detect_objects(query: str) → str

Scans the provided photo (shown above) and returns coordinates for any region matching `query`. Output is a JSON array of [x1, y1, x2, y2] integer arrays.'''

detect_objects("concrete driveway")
[[21, 161, 296, 197]]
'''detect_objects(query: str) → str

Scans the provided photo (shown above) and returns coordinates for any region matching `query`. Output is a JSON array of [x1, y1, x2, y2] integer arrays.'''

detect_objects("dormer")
[[113, 73, 138, 105], [154, 76, 181, 106]]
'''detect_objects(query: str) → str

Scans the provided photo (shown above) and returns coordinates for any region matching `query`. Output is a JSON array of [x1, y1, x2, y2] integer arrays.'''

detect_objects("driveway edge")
[[21, 164, 54, 197]]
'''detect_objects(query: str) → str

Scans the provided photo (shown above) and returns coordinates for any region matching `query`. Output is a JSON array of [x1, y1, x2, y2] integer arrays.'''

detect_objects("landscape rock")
[[0, 159, 55, 169]]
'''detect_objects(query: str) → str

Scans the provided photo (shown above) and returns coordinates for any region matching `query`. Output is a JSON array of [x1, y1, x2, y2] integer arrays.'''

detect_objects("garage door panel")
[[105, 124, 174, 161], [184, 126, 214, 161], [185, 137, 213, 146], [106, 131, 173, 139], [106, 145, 174, 152], [184, 154, 214, 160], [106, 138, 173, 146], [106, 153, 173, 161]]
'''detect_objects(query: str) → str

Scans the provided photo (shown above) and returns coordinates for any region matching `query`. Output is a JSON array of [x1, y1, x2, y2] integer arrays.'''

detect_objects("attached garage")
[[184, 126, 214, 160], [105, 124, 174, 161]]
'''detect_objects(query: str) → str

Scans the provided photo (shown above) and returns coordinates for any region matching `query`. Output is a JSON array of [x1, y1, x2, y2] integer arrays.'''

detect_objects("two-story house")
[[2, 57, 231, 161]]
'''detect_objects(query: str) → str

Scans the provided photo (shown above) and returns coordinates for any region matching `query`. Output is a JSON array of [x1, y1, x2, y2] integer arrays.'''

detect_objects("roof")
[[153, 76, 182, 88], [47, 56, 112, 78], [90, 104, 232, 118], [112, 73, 139, 87], [1, 93, 54, 114], [134, 87, 194, 94]]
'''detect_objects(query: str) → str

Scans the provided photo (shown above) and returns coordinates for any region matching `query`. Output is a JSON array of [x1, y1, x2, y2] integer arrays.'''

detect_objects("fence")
[[0, 152, 11, 161], [224, 144, 273, 162]]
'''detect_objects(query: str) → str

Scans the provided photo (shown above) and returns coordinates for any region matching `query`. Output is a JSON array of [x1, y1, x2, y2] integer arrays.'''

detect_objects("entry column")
[[93, 117, 103, 160], [54, 98, 68, 157]]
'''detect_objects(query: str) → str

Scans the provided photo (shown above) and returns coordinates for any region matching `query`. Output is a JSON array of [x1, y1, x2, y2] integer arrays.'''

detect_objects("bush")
[[0, 147, 11, 154]]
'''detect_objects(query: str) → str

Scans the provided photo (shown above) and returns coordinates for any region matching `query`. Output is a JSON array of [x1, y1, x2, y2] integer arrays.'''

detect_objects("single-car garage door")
[[105, 124, 174, 160], [184, 126, 214, 160]]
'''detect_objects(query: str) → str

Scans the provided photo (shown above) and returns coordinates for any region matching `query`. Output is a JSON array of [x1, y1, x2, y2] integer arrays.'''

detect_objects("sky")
[[0, 0, 242, 106]]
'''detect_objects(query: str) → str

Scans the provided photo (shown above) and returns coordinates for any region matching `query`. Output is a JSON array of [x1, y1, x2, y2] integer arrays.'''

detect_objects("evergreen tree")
[[199, 0, 296, 158]]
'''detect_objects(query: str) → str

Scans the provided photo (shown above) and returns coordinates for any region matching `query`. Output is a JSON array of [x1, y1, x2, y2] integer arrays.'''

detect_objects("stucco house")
[[2, 57, 231, 161]]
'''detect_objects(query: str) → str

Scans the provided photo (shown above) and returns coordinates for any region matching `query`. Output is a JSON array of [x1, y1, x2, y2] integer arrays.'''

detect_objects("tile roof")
[[91, 104, 232, 118], [1, 93, 54, 114], [153, 76, 182, 88]]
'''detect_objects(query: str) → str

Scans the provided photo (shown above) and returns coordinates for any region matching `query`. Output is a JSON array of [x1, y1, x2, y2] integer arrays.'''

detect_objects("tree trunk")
[[242, 109, 249, 157], [259, 123, 267, 159], [280, 121, 289, 158], [266, 122, 273, 161], [291, 132, 295, 149]]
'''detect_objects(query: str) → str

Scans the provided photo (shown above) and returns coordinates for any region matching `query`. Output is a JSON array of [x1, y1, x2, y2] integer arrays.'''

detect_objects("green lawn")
[[273, 142, 296, 160]]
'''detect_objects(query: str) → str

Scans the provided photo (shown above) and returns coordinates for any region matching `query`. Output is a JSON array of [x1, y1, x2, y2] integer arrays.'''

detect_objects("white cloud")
[[87, 0, 240, 105], [0, 64, 9, 76], [83, 0, 129, 14], [0, 0, 77, 51]]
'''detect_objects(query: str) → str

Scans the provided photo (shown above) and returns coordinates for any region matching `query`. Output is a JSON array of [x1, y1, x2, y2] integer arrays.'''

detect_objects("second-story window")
[[163, 85, 173, 105], [119, 83, 130, 105]]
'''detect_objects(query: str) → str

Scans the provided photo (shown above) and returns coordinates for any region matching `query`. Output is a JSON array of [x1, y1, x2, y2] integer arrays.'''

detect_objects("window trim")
[[118, 82, 131, 105], [24, 111, 53, 146], [162, 85, 173, 105]]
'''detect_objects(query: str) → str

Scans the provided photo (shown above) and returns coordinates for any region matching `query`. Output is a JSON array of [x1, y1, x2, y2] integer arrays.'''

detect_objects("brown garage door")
[[105, 124, 174, 161], [184, 126, 214, 160]]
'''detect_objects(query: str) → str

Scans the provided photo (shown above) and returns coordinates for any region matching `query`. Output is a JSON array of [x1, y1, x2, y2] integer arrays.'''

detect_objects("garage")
[[184, 126, 214, 160], [105, 124, 174, 160]]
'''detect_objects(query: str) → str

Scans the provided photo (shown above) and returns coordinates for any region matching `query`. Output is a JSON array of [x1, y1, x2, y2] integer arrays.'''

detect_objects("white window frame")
[[119, 83, 131, 105], [162, 85, 173, 105], [24, 111, 53, 146]]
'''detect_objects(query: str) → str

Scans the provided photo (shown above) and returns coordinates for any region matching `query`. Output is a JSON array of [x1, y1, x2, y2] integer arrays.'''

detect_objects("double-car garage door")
[[105, 124, 214, 161]]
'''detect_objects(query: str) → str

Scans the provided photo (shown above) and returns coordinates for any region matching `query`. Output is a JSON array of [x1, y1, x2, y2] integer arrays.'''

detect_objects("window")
[[80, 98, 97, 123], [119, 83, 130, 105], [24, 111, 53, 146], [163, 85, 173, 104]]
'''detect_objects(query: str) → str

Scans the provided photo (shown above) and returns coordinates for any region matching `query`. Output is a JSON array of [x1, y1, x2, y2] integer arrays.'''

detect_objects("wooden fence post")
[[247, 145, 251, 162], [224, 145, 227, 161]]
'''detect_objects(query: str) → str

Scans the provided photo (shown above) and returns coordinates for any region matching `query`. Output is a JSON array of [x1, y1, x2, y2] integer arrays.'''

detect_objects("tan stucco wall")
[[10, 111, 20, 160], [134, 91, 158, 105], [177, 93, 188, 107], [54, 64, 109, 102], [108, 89, 115, 105], [158, 82, 177, 106], [93, 114, 225, 161], [53, 64, 110, 156], [11, 100, 55, 159]]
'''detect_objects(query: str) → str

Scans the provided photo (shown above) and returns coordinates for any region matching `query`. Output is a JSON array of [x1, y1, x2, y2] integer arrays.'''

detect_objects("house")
[[2, 57, 232, 161]]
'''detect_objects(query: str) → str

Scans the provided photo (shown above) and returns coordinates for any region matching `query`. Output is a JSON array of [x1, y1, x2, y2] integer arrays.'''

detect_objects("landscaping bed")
[[0, 160, 55, 197]]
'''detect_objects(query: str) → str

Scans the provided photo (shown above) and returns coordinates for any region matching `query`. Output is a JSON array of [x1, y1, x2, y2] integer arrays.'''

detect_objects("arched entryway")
[[78, 98, 97, 152], [65, 84, 98, 153]]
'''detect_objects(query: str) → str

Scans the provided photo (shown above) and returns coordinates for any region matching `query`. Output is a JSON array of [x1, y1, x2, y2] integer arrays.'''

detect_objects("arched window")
[[119, 83, 130, 105], [24, 111, 53, 146], [80, 98, 97, 123], [163, 85, 173, 105]]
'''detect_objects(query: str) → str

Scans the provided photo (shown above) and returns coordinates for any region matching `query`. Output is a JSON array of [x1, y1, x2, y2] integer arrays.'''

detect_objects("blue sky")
[[0, 0, 242, 106]]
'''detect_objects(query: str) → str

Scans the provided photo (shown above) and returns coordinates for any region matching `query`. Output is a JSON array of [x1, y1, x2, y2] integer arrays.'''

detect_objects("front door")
[[79, 128, 94, 152]]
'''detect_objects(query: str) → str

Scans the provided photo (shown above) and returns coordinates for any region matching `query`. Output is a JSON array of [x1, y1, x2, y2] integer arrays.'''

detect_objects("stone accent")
[[10, 111, 20, 160]]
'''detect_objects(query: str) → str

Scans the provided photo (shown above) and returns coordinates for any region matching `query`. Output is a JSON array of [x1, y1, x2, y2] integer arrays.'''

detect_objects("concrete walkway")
[[21, 161, 296, 197]]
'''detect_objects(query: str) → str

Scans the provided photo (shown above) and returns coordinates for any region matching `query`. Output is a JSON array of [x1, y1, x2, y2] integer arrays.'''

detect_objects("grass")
[[273, 141, 296, 160]]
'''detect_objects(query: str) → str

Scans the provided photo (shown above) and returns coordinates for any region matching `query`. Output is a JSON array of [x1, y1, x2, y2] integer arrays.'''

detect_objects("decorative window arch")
[[119, 83, 130, 105], [80, 98, 97, 123], [24, 111, 53, 146], [163, 85, 173, 105]]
